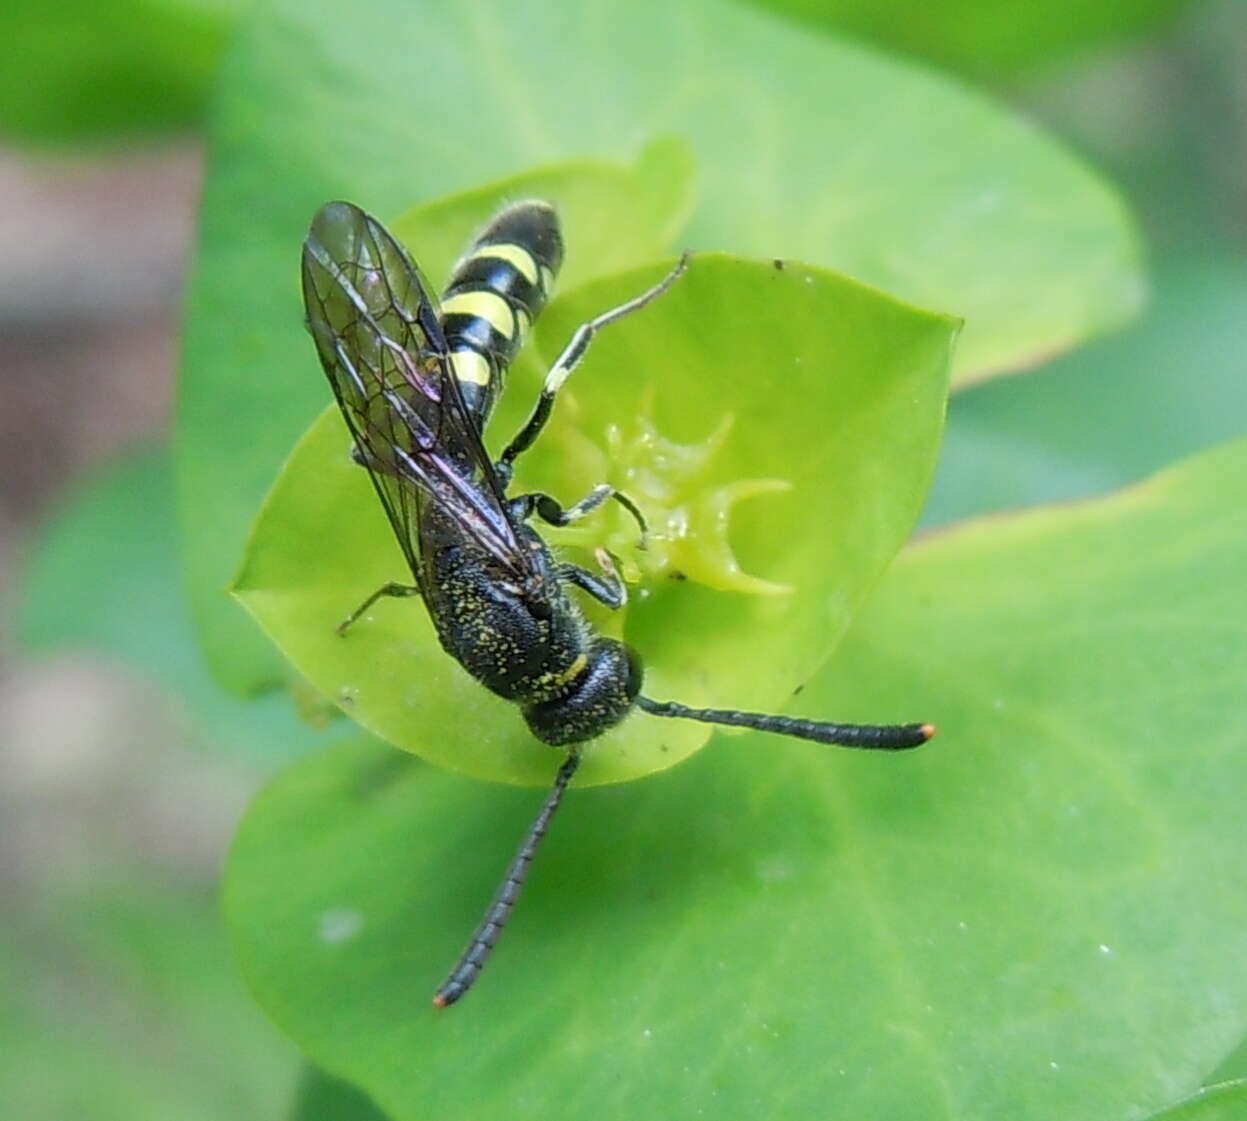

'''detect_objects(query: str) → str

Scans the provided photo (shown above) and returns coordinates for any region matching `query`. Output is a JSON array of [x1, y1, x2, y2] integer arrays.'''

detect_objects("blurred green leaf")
[[0, 874, 295, 1121], [0, 0, 247, 143], [227, 436, 1247, 1120], [924, 249, 1247, 527], [752, 0, 1191, 81], [180, 0, 1142, 692], [17, 444, 334, 764], [291, 1066, 390, 1121], [234, 254, 954, 785]]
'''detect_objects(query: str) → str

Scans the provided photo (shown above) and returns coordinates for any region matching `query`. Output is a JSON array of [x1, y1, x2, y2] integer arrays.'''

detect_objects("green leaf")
[[0, 0, 245, 143], [180, 0, 1142, 691], [389, 138, 697, 297], [227, 436, 1247, 1120], [1205, 1027, 1247, 1087], [16, 444, 334, 764], [291, 1067, 390, 1121], [181, 151, 695, 694], [0, 873, 295, 1121], [750, 0, 1190, 81], [233, 255, 954, 785], [924, 249, 1247, 528], [1143, 1082, 1247, 1121]]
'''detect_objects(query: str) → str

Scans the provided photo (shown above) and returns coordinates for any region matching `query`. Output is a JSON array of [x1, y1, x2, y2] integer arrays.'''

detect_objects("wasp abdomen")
[[441, 201, 564, 423]]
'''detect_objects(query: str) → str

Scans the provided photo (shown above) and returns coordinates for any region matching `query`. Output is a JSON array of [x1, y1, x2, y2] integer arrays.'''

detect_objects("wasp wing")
[[301, 201, 534, 597]]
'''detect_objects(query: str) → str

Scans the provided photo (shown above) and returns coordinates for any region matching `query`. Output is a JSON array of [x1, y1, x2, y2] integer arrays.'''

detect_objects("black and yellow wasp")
[[301, 199, 935, 1007]]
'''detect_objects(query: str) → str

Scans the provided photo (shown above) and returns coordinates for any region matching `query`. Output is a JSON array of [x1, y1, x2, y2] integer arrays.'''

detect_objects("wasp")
[[301, 199, 935, 1007]]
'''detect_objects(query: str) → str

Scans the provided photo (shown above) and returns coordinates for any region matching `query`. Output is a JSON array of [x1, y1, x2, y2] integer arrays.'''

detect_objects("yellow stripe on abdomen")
[[468, 242, 541, 287], [449, 349, 492, 387], [441, 291, 517, 341]]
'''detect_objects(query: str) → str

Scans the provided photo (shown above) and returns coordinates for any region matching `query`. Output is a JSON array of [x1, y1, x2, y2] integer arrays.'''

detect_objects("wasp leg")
[[560, 548, 627, 610], [495, 252, 691, 480], [512, 484, 648, 547], [336, 582, 419, 635], [433, 751, 581, 1008]]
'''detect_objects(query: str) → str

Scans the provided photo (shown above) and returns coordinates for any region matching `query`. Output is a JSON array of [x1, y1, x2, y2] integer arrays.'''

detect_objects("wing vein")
[[300, 201, 540, 599]]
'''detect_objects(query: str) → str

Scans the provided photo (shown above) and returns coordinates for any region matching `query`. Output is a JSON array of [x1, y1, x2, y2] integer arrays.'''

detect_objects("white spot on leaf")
[[318, 907, 363, 945]]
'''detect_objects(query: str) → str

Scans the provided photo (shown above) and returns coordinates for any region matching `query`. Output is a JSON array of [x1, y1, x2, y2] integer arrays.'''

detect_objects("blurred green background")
[[0, 0, 1243, 1118]]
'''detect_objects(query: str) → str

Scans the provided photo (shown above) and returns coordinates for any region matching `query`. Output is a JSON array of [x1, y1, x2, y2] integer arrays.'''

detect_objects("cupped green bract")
[[184, 150, 695, 695], [180, 0, 1143, 694], [226, 437, 1247, 1121], [234, 254, 954, 786]]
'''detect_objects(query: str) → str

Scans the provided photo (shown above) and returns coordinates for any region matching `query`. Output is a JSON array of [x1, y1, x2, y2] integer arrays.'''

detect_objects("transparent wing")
[[300, 201, 534, 595]]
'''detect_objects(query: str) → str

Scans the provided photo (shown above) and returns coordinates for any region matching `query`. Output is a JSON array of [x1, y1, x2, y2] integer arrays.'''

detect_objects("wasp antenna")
[[433, 752, 582, 1008], [635, 696, 933, 750]]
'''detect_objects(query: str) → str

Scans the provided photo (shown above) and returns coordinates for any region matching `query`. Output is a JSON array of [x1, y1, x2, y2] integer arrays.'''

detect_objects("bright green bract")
[[179, 0, 1142, 693], [182, 153, 693, 695], [234, 253, 954, 786], [227, 437, 1247, 1121]]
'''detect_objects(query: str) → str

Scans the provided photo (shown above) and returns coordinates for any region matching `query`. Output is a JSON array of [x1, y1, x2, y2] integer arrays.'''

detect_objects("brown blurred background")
[[0, 144, 299, 1118], [0, 0, 1243, 1117]]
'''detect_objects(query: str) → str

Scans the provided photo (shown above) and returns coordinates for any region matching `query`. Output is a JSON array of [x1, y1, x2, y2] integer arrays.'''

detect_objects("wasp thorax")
[[523, 638, 642, 746]]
